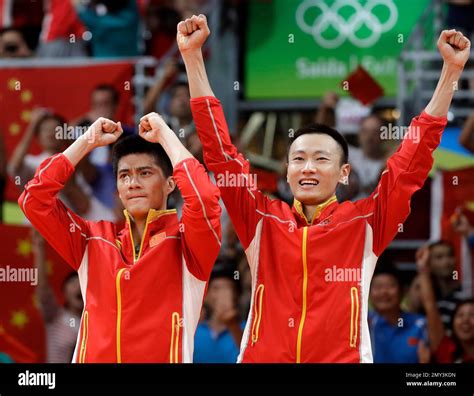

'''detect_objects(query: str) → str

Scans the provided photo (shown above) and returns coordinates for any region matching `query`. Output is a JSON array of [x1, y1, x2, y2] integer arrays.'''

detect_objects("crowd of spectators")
[[0, 0, 472, 364]]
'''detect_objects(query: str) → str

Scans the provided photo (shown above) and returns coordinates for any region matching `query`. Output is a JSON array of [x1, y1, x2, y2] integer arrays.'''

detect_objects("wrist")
[[442, 62, 464, 82], [181, 49, 204, 64]]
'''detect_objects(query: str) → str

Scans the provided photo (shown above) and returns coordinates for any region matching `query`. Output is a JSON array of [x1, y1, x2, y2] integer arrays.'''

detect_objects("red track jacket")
[[19, 154, 221, 363], [191, 96, 447, 363]]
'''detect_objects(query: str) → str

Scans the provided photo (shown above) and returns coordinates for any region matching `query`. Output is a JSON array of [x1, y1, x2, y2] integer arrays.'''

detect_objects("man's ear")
[[338, 163, 351, 185], [166, 176, 176, 195]]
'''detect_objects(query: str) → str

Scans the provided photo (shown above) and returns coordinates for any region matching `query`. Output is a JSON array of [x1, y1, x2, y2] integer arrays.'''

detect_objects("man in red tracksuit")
[[19, 113, 221, 362], [177, 15, 471, 362]]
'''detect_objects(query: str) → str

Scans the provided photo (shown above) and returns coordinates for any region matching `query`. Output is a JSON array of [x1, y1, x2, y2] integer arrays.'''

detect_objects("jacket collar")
[[292, 195, 338, 226], [119, 208, 178, 263]]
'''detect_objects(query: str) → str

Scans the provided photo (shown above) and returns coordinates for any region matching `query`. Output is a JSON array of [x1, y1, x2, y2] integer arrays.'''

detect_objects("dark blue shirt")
[[193, 321, 244, 363], [369, 311, 428, 363]]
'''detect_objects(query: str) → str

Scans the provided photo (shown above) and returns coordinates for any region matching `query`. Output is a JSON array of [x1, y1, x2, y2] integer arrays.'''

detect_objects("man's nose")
[[302, 160, 317, 173], [127, 175, 142, 188]]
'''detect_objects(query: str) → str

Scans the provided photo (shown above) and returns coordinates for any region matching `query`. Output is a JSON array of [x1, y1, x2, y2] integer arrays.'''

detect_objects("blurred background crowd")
[[0, 0, 473, 364]]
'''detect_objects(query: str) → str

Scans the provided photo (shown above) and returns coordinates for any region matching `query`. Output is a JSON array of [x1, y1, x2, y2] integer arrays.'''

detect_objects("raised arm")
[[7, 109, 48, 185], [177, 15, 273, 250], [415, 246, 445, 352], [424, 30, 470, 117], [143, 59, 179, 115], [32, 230, 60, 324], [19, 118, 122, 270], [139, 112, 221, 281], [355, 30, 471, 257]]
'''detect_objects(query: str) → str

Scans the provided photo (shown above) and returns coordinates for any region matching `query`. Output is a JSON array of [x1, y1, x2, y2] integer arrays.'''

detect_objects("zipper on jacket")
[[116, 268, 127, 363], [350, 286, 359, 348], [296, 226, 309, 363], [251, 284, 264, 346], [124, 209, 177, 263], [78, 310, 89, 363], [170, 312, 180, 363]]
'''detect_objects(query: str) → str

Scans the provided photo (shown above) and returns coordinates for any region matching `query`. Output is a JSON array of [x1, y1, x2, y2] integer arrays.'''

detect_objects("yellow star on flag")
[[21, 110, 32, 122], [21, 90, 33, 103], [9, 123, 20, 136], [10, 310, 29, 329], [16, 238, 32, 258], [7, 78, 19, 91]]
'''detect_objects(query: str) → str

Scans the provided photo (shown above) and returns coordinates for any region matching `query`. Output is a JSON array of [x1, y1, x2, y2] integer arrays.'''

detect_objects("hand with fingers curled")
[[177, 14, 210, 53], [437, 29, 471, 69], [83, 117, 123, 148], [138, 112, 172, 144]]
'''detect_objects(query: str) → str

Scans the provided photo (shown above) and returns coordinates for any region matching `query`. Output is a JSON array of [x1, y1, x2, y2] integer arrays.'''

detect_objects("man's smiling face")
[[287, 133, 350, 205]]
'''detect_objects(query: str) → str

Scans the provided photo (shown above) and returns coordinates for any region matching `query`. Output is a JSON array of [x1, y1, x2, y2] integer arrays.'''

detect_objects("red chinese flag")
[[0, 61, 135, 202], [0, 224, 74, 362], [342, 65, 384, 106], [437, 167, 474, 295]]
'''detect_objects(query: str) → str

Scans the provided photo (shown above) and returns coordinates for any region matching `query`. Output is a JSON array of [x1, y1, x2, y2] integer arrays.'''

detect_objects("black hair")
[[288, 123, 349, 165], [92, 84, 119, 104], [34, 113, 66, 136], [62, 272, 78, 291], [111, 134, 173, 178], [372, 265, 403, 291], [451, 299, 474, 362], [210, 257, 241, 294], [169, 81, 189, 97], [428, 240, 455, 256]]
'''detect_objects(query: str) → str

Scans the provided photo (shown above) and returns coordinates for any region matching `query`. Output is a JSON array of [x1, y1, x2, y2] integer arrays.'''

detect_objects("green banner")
[[245, 0, 431, 100]]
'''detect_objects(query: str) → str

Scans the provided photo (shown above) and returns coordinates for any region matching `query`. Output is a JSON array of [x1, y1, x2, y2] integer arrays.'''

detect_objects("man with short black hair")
[[178, 14, 470, 362], [19, 113, 222, 362]]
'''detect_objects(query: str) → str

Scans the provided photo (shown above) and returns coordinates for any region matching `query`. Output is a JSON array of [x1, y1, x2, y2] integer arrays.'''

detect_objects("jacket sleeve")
[[355, 111, 447, 256], [190, 96, 271, 250], [173, 157, 222, 281], [18, 154, 90, 271]]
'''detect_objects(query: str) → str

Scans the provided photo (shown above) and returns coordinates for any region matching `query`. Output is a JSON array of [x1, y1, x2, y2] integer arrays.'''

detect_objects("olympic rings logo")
[[296, 0, 398, 49]]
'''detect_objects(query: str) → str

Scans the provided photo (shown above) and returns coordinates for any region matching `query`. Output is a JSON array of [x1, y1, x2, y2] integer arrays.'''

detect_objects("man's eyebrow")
[[135, 166, 154, 171], [118, 165, 155, 173], [291, 149, 331, 156]]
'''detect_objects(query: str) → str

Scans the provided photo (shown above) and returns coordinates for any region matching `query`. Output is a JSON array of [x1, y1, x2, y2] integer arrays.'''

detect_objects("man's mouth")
[[299, 178, 319, 187], [128, 195, 147, 201]]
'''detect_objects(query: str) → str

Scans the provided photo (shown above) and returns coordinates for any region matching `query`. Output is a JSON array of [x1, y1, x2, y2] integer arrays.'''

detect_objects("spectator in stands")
[[446, 0, 474, 92], [427, 240, 464, 332], [0, 132, 5, 222], [0, 28, 33, 58], [73, 84, 120, 127], [459, 110, 474, 153], [7, 108, 115, 221], [416, 246, 474, 363], [72, 84, 124, 213], [143, 60, 195, 138], [350, 114, 387, 200], [73, 0, 141, 58], [194, 261, 244, 363], [452, 209, 474, 248], [315, 91, 339, 128], [143, 3, 181, 59], [32, 230, 82, 363], [369, 267, 430, 363], [37, 0, 87, 58]]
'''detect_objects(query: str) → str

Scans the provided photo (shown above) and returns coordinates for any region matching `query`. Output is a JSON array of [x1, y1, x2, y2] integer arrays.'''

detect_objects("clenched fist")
[[438, 29, 471, 69], [84, 117, 123, 148], [177, 14, 210, 53], [138, 112, 171, 143]]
